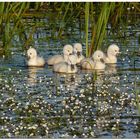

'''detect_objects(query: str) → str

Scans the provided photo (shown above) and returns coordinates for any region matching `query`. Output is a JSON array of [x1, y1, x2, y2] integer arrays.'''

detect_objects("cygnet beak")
[[77, 51, 81, 57], [116, 51, 121, 56], [100, 58, 104, 63], [27, 55, 31, 60], [69, 53, 72, 55], [71, 64, 75, 70]]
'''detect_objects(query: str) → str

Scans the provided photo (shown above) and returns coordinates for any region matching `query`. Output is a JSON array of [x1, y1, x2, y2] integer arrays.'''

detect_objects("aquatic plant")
[[89, 3, 116, 56], [0, 2, 140, 55], [85, 2, 89, 57], [46, 2, 140, 56], [0, 2, 43, 53]]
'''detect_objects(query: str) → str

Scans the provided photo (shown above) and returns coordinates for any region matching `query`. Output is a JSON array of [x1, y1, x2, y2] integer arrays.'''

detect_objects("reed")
[[86, 2, 140, 56], [85, 2, 90, 57], [135, 80, 140, 115], [89, 3, 116, 56], [0, 2, 43, 53], [0, 2, 139, 54]]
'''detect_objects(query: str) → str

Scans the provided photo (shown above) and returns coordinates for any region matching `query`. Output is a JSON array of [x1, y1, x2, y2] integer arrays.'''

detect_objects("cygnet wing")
[[47, 55, 64, 65], [81, 58, 95, 69], [37, 56, 45, 66], [53, 62, 67, 73]]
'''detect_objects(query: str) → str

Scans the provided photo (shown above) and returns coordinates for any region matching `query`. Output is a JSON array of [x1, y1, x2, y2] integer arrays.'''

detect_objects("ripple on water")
[[0, 17, 140, 138]]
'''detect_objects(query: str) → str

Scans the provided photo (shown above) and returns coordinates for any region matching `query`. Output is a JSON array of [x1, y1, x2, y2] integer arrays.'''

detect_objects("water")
[[0, 13, 140, 138]]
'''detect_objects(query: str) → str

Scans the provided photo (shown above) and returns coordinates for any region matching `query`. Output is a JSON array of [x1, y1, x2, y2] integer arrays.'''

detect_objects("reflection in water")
[[105, 64, 117, 75], [27, 67, 44, 85], [53, 72, 82, 92]]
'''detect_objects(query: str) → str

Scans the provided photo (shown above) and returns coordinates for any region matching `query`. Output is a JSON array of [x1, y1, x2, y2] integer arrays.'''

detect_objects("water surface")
[[0, 13, 140, 138]]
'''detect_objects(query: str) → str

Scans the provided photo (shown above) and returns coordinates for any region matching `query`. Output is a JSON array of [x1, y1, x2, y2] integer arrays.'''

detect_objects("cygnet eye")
[[98, 55, 100, 58], [115, 50, 117, 52]]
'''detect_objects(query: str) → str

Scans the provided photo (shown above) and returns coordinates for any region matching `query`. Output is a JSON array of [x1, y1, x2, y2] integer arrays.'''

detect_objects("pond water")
[[0, 13, 140, 138]]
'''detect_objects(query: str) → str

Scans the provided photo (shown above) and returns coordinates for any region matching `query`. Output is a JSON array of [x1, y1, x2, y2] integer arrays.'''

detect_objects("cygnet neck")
[[63, 55, 69, 62], [107, 51, 116, 57], [107, 53, 117, 63]]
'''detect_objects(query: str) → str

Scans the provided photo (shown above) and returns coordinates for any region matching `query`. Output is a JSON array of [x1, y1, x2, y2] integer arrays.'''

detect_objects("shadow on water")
[[0, 13, 140, 138]]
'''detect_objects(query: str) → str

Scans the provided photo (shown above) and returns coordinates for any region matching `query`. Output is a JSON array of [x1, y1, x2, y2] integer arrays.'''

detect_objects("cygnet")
[[27, 47, 45, 67], [47, 44, 73, 65], [73, 43, 85, 64], [104, 44, 120, 64], [53, 55, 77, 73], [81, 50, 105, 70]]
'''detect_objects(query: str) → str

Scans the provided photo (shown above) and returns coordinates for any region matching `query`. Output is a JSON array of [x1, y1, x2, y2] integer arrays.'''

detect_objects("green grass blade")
[[85, 2, 89, 57]]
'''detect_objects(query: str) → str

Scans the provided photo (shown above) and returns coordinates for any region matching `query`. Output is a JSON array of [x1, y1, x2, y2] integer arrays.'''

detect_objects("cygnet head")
[[27, 48, 37, 59], [67, 55, 77, 70], [63, 44, 73, 56], [73, 43, 82, 57], [93, 50, 104, 62], [107, 44, 120, 56]]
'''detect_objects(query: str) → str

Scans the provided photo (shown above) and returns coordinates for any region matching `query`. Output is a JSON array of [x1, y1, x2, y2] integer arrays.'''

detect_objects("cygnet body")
[[47, 44, 73, 65], [104, 44, 120, 64], [27, 48, 45, 67], [53, 55, 77, 73], [81, 57, 94, 69], [81, 50, 105, 70], [73, 43, 85, 64]]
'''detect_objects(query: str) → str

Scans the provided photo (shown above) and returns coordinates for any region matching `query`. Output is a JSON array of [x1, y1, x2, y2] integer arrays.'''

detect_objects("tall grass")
[[0, 2, 43, 53], [135, 79, 140, 115], [0, 2, 139, 55], [85, 2, 140, 56], [85, 2, 89, 57], [84, 2, 117, 56], [90, 3, 116, 55]]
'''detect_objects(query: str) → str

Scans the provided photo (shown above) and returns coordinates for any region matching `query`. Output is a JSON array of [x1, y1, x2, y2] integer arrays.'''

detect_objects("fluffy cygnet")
[[73, 43, 85, 64], [53, 55, 77, 73], [81, 50, 105, 70], [27, 48, 45, 67], [104, 44, 120, 64], [47, 44, 73, 65]]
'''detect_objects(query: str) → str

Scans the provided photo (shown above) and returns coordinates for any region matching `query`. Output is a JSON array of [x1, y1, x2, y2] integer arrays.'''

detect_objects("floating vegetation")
[[0, 58, 139, 138]]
